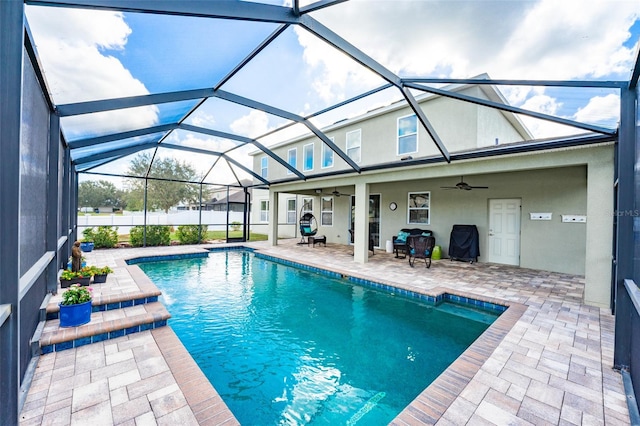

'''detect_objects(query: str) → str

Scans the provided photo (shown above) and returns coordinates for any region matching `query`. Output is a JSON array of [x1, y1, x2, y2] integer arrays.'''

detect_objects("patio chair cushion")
[[394, 231, 411, 243], [410, 248, 431, 256], [302, 226, 312, 234]]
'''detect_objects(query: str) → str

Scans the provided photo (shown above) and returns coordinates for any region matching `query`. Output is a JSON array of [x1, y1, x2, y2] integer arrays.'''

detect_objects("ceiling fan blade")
[[469, 186, 489, 189]]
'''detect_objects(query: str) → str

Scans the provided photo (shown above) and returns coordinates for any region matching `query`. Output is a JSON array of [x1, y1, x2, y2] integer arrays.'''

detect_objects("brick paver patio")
[[18, 240, 630, 425]]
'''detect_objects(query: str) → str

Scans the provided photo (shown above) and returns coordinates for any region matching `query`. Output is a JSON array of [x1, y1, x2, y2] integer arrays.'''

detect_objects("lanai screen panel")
[[22, 0, 640, 185], [20, 49, 50, 275]]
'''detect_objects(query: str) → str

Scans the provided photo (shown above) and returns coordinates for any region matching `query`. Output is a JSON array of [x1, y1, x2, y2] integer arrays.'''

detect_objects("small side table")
[[311, 235, 326, 247]]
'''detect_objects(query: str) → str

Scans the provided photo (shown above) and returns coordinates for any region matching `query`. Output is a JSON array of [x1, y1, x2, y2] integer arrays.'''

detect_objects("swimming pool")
[[137, 250, 500, 425]]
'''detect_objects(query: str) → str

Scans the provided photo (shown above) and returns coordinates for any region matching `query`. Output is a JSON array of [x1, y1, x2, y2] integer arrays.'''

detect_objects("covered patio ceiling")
[[24, 0, 640, 188]]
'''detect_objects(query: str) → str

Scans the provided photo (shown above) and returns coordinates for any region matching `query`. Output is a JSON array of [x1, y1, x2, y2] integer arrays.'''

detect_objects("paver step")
[[35, 301, 171, 355], [45, 288, 161, 319]]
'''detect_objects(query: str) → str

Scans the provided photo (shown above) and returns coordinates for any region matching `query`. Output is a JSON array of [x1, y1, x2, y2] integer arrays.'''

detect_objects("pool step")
[[33, 300, 170, 355]]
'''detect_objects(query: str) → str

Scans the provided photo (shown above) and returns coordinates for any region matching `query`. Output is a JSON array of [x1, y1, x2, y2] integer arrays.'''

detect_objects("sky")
[[24, 0, 640, 186]]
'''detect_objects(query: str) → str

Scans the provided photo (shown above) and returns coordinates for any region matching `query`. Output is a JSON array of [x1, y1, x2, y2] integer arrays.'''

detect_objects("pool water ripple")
[[139, 251, 497, 425]]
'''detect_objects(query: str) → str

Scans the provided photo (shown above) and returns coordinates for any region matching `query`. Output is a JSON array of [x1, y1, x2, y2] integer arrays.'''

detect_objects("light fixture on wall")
[[315, 189, 322, 194]]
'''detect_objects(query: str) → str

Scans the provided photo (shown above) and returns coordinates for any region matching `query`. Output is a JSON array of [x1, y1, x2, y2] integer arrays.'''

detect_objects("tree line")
[[78, 153, 213, 213]]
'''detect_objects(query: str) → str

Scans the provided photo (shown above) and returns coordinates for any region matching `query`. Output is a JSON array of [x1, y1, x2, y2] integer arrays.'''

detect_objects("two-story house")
[[250, 80, 614, 308]]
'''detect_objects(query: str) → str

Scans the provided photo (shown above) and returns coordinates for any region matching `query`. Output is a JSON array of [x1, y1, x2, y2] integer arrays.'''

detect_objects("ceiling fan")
[[440, 176, 489, 191], [317, 187, 345, 197]]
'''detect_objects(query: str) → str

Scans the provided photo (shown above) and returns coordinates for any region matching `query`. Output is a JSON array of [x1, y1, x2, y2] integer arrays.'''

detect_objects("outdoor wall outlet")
[[530, 212, 552, 220], [561, 214, 587, 223]]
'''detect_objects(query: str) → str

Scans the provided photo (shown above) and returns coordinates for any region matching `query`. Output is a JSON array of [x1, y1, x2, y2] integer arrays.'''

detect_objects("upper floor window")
[[260, 200, 269, 222], [408, 192, 430, 225], [322, 138, 334, 169], [260, 157, 268, 179], [398, 114, 418, 155], [303, 143, 314, 172], [321, 196, 333, 226], [287, 148, 297, 174], [346, 129, 361, 163], [286, 199, 296, 224]]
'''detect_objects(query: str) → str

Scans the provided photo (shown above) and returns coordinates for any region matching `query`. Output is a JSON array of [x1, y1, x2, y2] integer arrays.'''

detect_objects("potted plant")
[[77, 266, 93, 286], [81, 229, 95, 252], [60, 269, 80, 288], [80, 241, 95, 252], [92, 266, 113, 284], [59, 284, 93, 327]]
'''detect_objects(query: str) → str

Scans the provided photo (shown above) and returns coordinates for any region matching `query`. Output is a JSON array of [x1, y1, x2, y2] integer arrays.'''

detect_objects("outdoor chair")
[[408, 235, 436, 268], [393, 228, 432, 258], [298, 213, 318, 245]]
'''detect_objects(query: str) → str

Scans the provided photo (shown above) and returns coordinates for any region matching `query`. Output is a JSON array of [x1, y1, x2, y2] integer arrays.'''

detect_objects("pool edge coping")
[[127, 245, 527, 425]]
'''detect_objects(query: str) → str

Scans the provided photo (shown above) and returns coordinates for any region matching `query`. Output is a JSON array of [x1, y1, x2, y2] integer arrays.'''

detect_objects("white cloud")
[[294, 27, 383, 104], [573, 93, 620, 125], [230, 110, 271, 137], [311, 0, 639, 80], [520, 94, 562, 116], [190, 112, 216, 128], [26, 6, 158, 136]]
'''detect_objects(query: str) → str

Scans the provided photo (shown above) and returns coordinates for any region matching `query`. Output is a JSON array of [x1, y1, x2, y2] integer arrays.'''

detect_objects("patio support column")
[[353, 182, 370, 263], [0, 0, 23, 422], [269, 190, 279, 246], [584, 155, 615, 307]]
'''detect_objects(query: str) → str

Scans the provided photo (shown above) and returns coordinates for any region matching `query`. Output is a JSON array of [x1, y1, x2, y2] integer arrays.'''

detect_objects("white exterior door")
[[488, 199, 521, 265]]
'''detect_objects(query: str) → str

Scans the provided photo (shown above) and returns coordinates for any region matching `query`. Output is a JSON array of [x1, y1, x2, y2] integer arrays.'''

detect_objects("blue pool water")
[[138, 251, 498, 425]]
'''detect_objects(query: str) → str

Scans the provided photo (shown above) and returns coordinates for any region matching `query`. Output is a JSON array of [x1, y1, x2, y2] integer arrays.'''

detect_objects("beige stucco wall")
[[252, 86, 530, 181], [255, 143, 614, 307]]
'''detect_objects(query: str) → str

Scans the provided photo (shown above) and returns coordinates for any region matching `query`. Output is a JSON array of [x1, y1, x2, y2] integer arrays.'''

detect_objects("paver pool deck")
[[18, 240, 630, 425]]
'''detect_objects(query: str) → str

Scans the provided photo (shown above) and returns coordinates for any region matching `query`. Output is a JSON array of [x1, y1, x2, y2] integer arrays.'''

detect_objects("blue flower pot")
[[80, 242, 94, 252], [59, 300, 92, 327]]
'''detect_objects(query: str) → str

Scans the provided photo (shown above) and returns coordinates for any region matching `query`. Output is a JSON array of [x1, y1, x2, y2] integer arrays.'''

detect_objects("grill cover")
[[448, 224, 479, 262]]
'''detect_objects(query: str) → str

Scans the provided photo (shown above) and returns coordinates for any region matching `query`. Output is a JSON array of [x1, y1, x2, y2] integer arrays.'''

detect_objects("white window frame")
[[260, 200, 269, 223], [397, 114, 418, 156], [260, 156, 268, 179], [303, 143, 314, 172], [321, 196, 333, 226], [346, 129, 361, 163], [287, 148, 297, 174], [322, 137, 334, 169], [286, 198, 296, 224], [407, 192, 430, 225]]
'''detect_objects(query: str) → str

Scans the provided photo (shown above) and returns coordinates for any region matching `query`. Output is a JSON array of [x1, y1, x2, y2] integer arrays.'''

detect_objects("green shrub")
[[82, 226, 118, 248], [176, 225, 208, 244], [230, 221, 241, 232], [82, 228, 95, 242], [129, 225, 171, 247]]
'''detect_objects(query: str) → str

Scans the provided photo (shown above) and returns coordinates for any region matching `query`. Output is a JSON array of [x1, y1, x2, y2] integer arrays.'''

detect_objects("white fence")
[[77, 210, 246, 235]]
